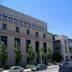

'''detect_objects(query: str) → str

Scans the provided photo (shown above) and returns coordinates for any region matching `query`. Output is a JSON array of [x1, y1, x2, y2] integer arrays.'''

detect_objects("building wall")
[[0, 5, 53, 65], [55, 35, 71, 61]]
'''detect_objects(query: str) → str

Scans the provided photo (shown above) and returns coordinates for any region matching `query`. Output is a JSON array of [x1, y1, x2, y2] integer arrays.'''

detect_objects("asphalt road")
[[38, 65, 59, 72]]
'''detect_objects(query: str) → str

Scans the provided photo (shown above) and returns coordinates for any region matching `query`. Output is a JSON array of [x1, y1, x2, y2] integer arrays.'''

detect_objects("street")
[[38, 65, 59, 72]]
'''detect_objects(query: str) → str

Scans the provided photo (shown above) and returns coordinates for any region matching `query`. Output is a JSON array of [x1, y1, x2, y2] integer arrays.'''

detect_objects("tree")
[[14, 41, 22, 65], [52, 53, 62, 62], [47, 47, 53, 62], [40, 48, 47, 64], [27, 44, 35, 64], [0, 41, 7, 66]]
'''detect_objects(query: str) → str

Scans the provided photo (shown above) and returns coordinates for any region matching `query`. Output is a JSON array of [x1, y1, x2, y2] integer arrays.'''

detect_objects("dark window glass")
[[36, 32, 38, 37], [43, 42, 47, 53], [1, 36, 7, 47], [26, 40, 31, 51], [43, 34, 46, 38], [27, 57, 30, 63], [24, 22, 27, 24], [64, 40, 67, 53], [27, 29, 30, 35], [19, 20, 22, 23], [0, 14, 1, 18], [2, 24, 7, 30], [9, 17, 13, 20], [15, 38, 20, 46], [2, 15, 7, 19], [28, 23, 31, 25], [39, 27, 41, 28], [16, 27, 19, 33], [14, 19, 18, 21], [35, 41, 39, 53]]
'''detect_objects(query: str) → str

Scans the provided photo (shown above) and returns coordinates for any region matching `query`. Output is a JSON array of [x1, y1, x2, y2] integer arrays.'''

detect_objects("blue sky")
[[0, 0, 72, 38]]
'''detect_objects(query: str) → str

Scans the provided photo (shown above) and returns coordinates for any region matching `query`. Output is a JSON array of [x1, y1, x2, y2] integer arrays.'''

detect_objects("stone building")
[[0, 5, 53, 65]]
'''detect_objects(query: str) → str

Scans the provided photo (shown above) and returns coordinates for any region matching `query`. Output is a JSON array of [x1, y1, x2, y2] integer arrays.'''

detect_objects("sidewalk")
[[24, 65, 59, 72], [48, 65, 58, 68]]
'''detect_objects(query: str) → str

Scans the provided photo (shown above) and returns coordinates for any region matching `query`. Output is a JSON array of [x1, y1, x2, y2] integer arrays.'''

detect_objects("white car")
[[2, 66, 24, 72]]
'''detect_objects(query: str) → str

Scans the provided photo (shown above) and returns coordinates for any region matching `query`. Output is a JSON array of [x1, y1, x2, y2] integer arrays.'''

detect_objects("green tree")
[[14, 42, 22, 65], [47, 47, 53, 62], [0, 41, 7, 66], [27, 44, 35, 64], [52, 53, 62, 63], [40, 48, 47, 64]]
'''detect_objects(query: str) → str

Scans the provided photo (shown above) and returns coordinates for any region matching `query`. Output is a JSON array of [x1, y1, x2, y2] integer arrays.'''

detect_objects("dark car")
[[59, 61, 72, 72], [31, 64, 47, 71]]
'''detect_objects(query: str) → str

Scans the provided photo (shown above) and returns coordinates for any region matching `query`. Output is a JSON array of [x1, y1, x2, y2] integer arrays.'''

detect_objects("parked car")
[[2, 66, 24, 72], [59, 61, 72, 72], [31, 64, 47, 71]]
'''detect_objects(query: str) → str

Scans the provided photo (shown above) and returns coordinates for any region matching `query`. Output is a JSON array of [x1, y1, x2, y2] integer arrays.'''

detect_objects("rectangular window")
[[64, 40, 67, 53], [1, 36, 7, 47], [43, 42, 47, 53], [43, 34, 46, 38], [0, 14, 1, 18], [15, 38, 20, 46], [2, 15, 7, 19], [36, 32, 38, 37], [27, 29, 30, 35], [35, 41, 39, 53], [19, 20, 22, 23], [9, 17, 13, 20], [2, 24, 7, 30], [26, 40, 31, 51], [16, 27, 19, 33], [14, 19, 18, 22]]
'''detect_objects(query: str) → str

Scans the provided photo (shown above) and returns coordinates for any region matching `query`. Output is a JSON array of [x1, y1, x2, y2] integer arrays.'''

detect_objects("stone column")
[[21, 38, 27, 64], [7, 36, 15, 65]]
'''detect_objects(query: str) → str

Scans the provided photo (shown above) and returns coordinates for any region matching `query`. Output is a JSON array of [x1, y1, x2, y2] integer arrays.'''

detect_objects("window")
[[26, 40, 31, 63], [14, 19, 18, 21], [64, 40, 67, 53], [26, 40, 31, 51], [19, 20, 22, 23], [0, 14, 1, 18], [35, 41, 39, 53], [16, 27, 19, 33], [24, 22, 27, 25], [36, 32, 38, 37], [1, 36, 8, 47], [43, 42, 47, 53], [9, 17, 13, 20], [15, 38, 20, 46], [28, 23, 31, 25], [2, 24, 7, 30], [43, 34, 46, 38], [2, 15, 7, 19], [27, 29, 30, 35]]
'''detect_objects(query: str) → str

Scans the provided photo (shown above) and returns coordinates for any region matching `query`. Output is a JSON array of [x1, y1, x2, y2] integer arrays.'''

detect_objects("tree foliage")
[[52, 53, 62, 62], [0, 41, 7, 66], [14, 42, 22, 65], [40, 48, 47, 64], [27, 44, 35, 64], [47, 47, 53, 62]]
